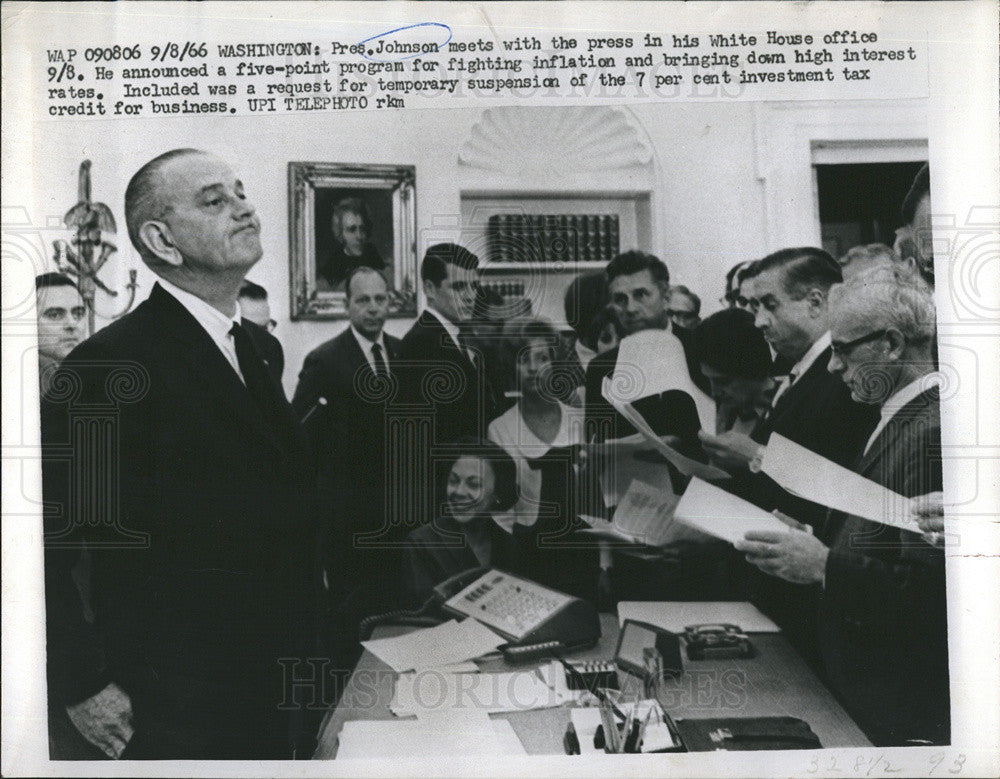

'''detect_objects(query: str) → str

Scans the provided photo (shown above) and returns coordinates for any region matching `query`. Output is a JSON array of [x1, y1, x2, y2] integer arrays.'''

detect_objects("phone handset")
[[357, 567, 489, 642]]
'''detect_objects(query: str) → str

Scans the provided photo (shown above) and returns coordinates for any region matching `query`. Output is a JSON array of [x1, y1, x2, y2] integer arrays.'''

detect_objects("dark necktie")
[[230, 322, 278, 415], [371, 342, 389, 379]]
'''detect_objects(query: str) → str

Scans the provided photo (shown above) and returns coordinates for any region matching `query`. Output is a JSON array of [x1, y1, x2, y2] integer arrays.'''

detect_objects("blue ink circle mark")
[[359, 22, 453, 62]]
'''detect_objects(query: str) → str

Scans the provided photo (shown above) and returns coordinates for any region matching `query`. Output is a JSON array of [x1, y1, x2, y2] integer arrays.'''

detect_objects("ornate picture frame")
[[288, 162, 417, 319]]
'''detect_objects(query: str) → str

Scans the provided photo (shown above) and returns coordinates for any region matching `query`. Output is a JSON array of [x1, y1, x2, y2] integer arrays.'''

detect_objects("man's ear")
[[805, 287, 827, 316], [884, 327, 907, 361], [138, 220, 183, 268], [422, 278, 437, 300]]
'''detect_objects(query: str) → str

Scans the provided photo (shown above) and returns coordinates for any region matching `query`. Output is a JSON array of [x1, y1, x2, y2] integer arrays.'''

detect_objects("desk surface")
[[314, 612, 870, 758]]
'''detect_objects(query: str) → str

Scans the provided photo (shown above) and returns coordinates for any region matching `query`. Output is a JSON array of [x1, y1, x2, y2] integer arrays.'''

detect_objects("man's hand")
[[735, 529, 829, 585], [65, 683, 134, 759], [910, 491, 945, 548], [697, 430, 763, 471]]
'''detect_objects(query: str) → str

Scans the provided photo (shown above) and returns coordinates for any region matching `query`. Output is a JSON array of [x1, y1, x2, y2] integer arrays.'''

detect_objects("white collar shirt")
[[156, 277, 244, 382], [350, 325, 390, 374]]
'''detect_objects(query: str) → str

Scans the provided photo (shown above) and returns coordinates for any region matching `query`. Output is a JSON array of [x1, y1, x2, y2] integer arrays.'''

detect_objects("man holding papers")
[[698, 247, 879, 663], [584, 250, 707, 448], [735, 267, 948, 747]]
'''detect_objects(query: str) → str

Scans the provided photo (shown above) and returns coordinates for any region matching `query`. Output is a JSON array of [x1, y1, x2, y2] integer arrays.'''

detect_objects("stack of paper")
[[761, 433, 917, 530], [617, 601, 779, 633], [361, 618, 503, 673], [336, 711, 526, 759], [391, 661, 575, 717], [673, 477, 791, 544]]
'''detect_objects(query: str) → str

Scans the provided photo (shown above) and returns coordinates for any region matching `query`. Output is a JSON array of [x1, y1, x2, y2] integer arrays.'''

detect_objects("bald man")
[[42, 150, 319, 759]]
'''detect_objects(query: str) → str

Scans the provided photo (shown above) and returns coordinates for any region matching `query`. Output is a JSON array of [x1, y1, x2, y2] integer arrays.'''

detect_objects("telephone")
[[440, 568, 601, 650], [359, 567, 601, 651]]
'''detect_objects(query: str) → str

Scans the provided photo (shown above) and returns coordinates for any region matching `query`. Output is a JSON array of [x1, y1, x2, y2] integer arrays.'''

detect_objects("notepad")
[[361, 618, 503, 673], [617, 600, 779, 633], [673, 477, 791, 544]]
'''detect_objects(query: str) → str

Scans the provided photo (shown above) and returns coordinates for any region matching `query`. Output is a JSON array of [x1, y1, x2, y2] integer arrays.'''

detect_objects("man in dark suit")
[[699, 248, 880, 663], [735, 267, 947, 746], [396, 243, 497, 526], [291, 266, 403, 668], [42, 149, 318, 759], [237, 279, 284, 387], [583, 250, 708, 448]]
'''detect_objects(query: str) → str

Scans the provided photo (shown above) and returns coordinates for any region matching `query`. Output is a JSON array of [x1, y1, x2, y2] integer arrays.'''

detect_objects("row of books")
[[486, 214, 620, 265]]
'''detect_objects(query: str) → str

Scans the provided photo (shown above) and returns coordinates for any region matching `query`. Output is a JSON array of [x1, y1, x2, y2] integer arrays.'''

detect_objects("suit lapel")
[[854, 388, 937, 480], [150, 284, 282, 454]]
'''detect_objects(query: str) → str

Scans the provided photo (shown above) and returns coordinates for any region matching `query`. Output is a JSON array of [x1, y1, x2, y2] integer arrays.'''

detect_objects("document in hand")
[[673, 477, 791, 545], [760, 433, 917, 530], [601, 377, 730, 483], [611, 328, 716, 428], [579, 479, 710, 547]]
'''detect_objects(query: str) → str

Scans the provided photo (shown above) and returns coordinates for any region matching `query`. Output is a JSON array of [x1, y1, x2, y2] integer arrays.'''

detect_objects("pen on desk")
[[635, 706, 653, 753]]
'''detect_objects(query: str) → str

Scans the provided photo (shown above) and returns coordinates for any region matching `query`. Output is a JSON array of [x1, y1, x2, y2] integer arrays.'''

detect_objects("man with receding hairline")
[[42, 149, 318, 759]]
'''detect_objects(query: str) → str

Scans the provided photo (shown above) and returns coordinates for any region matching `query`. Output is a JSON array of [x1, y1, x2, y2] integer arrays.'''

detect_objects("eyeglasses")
[[830, 329, 888, 357]]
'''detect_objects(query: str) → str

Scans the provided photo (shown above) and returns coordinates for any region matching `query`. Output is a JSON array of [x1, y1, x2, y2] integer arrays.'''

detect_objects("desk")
[[314, 612, 870, 758]]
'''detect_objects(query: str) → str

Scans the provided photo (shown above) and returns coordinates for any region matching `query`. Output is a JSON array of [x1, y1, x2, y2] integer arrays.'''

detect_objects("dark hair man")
[[237, 279, 284, 385], [698, 246, 879, 664], [35, 273, 88, 397], [894, 163, 934, 286], [42, 149, 317, 759], [583, 250, 708, 446]]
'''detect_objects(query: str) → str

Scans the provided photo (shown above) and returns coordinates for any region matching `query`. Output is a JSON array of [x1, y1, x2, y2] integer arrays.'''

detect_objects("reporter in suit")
[[698, 248, 880, 663], [583, 251, 707, 449], [735, 267, 948, 746], [397, 244, 498, 526], [291, 266, 403, 665], [42, 149, 318, 759]]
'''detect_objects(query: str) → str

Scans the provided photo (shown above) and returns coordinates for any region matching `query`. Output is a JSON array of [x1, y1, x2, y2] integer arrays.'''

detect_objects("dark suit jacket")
[[818, 387, 949, 746], [291, 327, 404, 607], [733, 344, 880, 663], [256, 328, 285, 390], [397, 309, 497, 444], [42, 283, 317, 758], [583, 325, 706, 450]]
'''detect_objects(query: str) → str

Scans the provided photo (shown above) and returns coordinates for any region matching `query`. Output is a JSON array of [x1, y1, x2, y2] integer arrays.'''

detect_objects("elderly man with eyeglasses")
[[733, 266, 949, 747]]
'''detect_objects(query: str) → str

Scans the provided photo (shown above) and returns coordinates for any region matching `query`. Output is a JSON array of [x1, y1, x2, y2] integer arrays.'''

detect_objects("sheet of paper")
[[361, 618, 503, 673], [761, 433, 918, 530], [617, 601, 779, 633], [611, 480, 708, 547], [336, 712, 526, 759], [391, 667, 573, 717], [610, 329, 715, 428], [601, 379, 730, 483], [673, 477, 792, 545], [590, 434, 682, 507]]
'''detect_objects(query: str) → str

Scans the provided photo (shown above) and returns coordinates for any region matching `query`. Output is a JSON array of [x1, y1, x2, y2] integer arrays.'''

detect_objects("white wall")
[[27, 101, 908, 398]]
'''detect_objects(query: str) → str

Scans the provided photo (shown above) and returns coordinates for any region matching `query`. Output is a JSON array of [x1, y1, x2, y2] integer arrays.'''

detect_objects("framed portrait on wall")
[[288, 162, 417, 319]]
